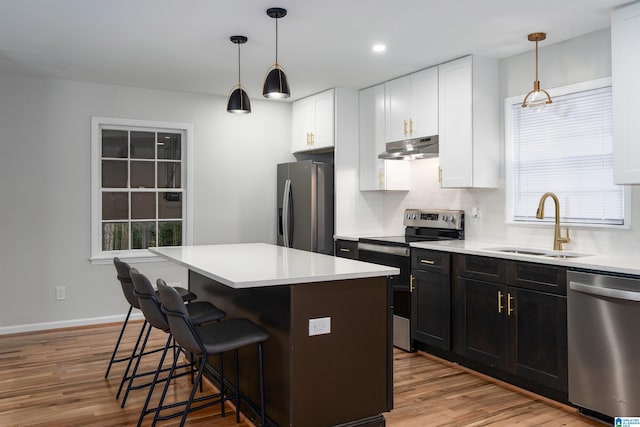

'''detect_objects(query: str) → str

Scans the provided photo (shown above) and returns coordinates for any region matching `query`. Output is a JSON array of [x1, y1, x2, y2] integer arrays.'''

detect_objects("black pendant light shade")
[[227, 86, 251, 113], [227, 35, 251, 114], [263, 7, 290, 99], [263, 66, 290, 99]]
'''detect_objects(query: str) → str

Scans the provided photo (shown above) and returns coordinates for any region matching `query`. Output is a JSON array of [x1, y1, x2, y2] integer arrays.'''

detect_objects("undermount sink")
[[486, 247, 592, 259], [494, 248, 548, 256]]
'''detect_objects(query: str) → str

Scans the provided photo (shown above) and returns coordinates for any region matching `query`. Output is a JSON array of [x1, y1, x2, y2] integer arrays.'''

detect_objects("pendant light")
[[227, 35, 251, 114], [263, 7, 290, 99], [522, 32, 552, 108]]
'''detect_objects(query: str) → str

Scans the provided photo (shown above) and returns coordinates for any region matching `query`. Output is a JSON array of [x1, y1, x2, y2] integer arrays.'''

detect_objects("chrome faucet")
[[536, 192, 570, 251]]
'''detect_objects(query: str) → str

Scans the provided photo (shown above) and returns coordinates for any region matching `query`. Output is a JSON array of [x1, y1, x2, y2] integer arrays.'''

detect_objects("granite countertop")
[[151, 243, 399, 289]]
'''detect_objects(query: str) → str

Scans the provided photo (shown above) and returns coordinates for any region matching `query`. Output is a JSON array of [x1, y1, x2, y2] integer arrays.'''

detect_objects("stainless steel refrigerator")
[[277, 160, 334, 255]]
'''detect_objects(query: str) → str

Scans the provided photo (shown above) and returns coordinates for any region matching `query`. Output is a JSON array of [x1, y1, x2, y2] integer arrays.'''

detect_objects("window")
[[505, 77, 629, 227], [91, 117, 193, 263]]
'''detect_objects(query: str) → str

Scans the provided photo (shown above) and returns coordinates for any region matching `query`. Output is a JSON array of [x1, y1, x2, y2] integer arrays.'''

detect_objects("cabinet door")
[[359, 85, 386, 191], [385, 75, 412, 143], [507, 287, 568, 392], [612, 1, 640, 184], [438, 56, 473, 188], [291, 97, 314, 153], [453, 277, 507, 369], [410, 66, 438, 138], [311, 90, 335, 150], [411, 270, 451, 350], [359, 85, 410, 191]]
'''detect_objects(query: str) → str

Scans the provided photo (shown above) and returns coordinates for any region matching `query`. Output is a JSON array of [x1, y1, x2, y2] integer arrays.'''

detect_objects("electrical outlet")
[[308, 317, 331, 336], [56, 286, 66, 300], [471, 207, 483, 225]]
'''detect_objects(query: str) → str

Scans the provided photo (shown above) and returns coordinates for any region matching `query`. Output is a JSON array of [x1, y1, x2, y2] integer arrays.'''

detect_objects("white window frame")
[[90, 116, 194, 264], [504, 77, 631, 229]]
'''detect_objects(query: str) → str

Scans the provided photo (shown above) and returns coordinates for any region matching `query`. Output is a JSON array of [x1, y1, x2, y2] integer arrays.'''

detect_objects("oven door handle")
[[357, 242, 409, 257]]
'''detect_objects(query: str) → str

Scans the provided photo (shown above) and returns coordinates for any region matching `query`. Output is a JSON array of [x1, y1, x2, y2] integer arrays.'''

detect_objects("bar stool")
[[105, 257, 197, 379], [122, 268, 226, 412], [155, 281, 269, 427]]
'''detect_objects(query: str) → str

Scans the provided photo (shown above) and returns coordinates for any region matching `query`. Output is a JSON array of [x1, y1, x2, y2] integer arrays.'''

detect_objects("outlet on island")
[[308, 317, 331, 336]]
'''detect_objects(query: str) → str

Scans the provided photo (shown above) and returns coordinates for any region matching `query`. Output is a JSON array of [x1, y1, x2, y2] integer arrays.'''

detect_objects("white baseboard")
[[0, 312, 145, 335]]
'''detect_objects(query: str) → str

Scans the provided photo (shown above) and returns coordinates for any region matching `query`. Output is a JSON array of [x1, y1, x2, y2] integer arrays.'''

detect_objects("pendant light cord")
[[275, 17, 279, 66], [535, 39, 539, 82], [237, 42, 241, 84]]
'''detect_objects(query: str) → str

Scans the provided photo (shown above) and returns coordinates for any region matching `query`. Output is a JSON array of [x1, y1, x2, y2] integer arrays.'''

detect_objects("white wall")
[[0, 73, 293, 332], [379, 28, 640, 255]]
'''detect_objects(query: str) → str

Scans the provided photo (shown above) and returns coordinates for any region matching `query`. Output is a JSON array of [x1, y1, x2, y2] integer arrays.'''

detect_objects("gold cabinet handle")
[[339, 248, 350, 253], [498, 291, 504, 314], [420, 259, 435, 265], [306, 132, 310, 145], [508, 293, 514, 316], [410, 274, 415, 293], [311, 132, 314, 144], [378, 170, 384, 187], [409, 118, 414, 136], [438, 166, 442, 184], [403, 120, 408, 136]]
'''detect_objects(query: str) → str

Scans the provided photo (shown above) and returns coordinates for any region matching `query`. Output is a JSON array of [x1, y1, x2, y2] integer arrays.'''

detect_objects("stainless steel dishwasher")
[[568, 270, 640, 419]]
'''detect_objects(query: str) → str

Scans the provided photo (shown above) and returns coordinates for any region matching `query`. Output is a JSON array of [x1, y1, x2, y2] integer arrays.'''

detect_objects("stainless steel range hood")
[[378, 135, 439, 160]]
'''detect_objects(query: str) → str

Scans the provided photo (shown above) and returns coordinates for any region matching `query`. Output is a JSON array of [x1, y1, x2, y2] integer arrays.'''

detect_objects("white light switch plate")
[[308, 317, 331, 336]]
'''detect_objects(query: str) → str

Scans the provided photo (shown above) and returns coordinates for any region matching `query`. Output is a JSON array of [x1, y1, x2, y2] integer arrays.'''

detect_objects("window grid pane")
[[510, 85, 624, 225], [100, 128, 185, 251]]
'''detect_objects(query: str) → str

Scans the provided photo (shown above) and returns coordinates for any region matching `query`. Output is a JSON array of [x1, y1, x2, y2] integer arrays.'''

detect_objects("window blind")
[[510, 85, 624, 225]]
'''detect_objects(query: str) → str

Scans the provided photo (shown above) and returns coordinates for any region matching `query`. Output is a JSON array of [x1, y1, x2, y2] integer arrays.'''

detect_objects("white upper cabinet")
[[359, 84, 410, 191], [385, 66, 438, 143], [291, 89, 335, 153], [438, 55, 499, 188], [612, 1, 640, 184]]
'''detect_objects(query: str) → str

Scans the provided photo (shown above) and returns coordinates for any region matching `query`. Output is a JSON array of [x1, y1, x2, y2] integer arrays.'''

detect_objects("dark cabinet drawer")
[[335, 239, 358, 259], [507, 262, 567, 296], [411, 249, 450, 274], [454, 254, 508, 283]]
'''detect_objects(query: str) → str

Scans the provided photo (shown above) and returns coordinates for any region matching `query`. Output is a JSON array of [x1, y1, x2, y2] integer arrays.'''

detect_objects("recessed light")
[[372, 44, 386, 53]]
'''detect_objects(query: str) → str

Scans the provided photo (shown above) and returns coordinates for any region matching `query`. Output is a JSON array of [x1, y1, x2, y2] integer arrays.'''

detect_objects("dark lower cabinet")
[[411, 269, 451, 350], [411, 249, 451, 351], [507, 286, 567, 392], [452, 254, 568, 395], [453, 277, 507, 369]]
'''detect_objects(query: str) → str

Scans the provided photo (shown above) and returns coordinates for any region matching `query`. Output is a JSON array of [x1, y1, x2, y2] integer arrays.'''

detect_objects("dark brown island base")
[[151, 244, 399, 427]]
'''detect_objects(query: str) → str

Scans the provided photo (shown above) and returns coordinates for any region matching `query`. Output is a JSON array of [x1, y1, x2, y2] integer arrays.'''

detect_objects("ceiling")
[[0, 0, 630, 101]]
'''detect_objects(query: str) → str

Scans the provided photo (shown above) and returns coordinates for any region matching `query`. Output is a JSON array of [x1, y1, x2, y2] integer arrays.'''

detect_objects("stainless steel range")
[[357, 209, 464, 351]]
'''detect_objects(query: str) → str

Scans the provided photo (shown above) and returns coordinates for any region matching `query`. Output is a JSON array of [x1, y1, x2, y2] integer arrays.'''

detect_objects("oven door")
[[357, 243, 412, 351]]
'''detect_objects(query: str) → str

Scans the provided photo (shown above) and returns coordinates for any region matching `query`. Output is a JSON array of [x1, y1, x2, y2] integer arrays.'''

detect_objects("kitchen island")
[[150, 243, 399, 427]]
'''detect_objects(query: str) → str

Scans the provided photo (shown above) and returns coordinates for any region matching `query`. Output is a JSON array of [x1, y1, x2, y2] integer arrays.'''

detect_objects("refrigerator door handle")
[[282, 179, 292, 247]]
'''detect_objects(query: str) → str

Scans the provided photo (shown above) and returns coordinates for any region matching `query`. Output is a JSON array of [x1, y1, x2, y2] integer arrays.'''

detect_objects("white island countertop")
[[150, 243, 399, 289]]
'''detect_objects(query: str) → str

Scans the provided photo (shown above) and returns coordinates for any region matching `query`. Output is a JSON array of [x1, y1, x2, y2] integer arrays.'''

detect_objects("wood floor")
[[0, 321, 603, 426]]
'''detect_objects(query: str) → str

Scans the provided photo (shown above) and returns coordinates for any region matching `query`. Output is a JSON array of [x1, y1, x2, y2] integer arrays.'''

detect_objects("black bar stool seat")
[[155, 282, 270, 427]]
